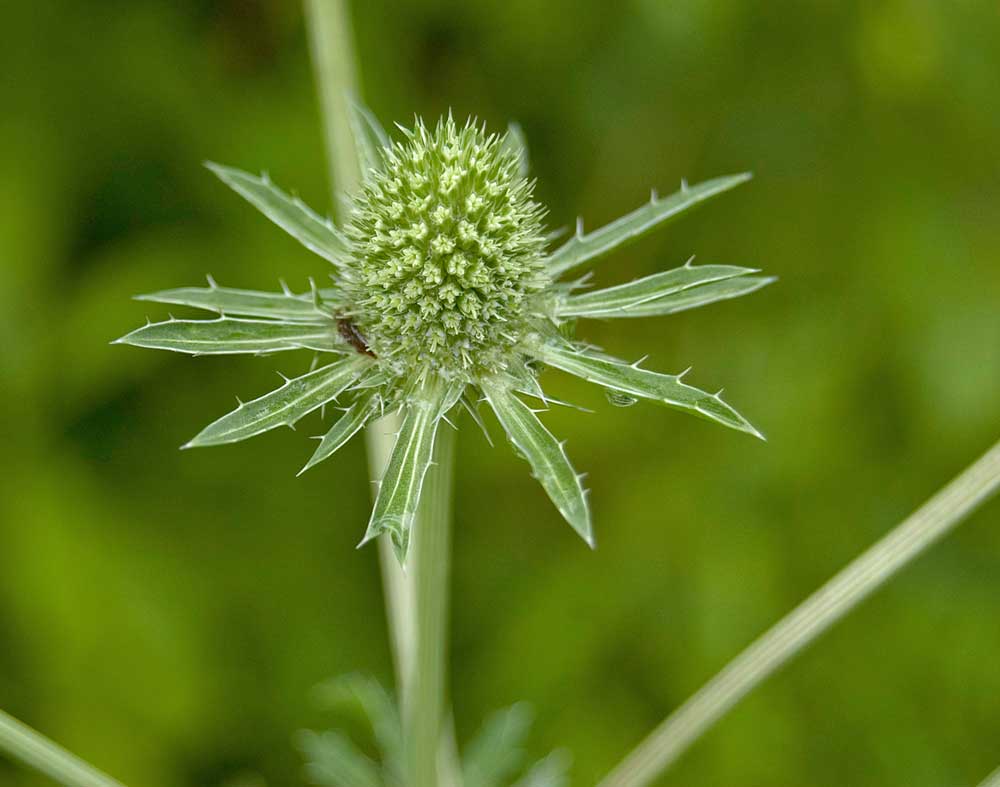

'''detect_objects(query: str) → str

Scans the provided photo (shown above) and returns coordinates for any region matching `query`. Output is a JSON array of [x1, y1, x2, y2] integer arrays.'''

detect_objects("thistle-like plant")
[[116, 110, 771, 561]]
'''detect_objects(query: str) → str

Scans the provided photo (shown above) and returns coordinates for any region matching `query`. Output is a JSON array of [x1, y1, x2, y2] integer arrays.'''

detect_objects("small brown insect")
[[337, 318, 376, 357]]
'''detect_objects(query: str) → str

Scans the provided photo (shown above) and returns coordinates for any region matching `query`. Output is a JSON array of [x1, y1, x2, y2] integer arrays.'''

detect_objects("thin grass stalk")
[[599, 437, 1000, 787], [0, 710, 127, 787], [978, 766, 1000, 787]]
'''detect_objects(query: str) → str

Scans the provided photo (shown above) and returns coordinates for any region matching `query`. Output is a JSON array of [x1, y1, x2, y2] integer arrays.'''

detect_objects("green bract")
[[117, 108, 772, 562]]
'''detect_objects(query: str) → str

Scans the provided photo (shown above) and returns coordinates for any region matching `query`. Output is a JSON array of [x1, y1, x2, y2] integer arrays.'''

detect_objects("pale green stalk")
[[403, 426, 456, 787], [0, 710, 127, 787], [598, 437, 1000, 787], [978, 766, 1000, 787], [304, 0, 362, 199], [304, 4, 460, 784]]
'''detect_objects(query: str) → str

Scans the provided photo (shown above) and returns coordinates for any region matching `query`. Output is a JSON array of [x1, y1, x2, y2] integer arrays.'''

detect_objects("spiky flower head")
[[346, 117, 547, 378], [117, 106, 772, 562]]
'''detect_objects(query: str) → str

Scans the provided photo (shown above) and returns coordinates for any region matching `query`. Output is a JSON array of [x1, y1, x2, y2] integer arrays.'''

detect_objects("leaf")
[[350, 100, 391, 177], [482, 381, 593, 546], [206, 162, 351, 267], [185, 357, 371, 447], [535, 343, 764, 439], [135, 282, 334, 321], [299, 392, 382, 475], [512, 751, 571, 787], [359, 381, 449, 561], [115, 317, 345, 355], [613, 275, 776, 318], [315, 674, 402, 780], [557, 262, 757, 318], [545, 174, 752, 278], [462, 703, 534, 787], [503, 122, 530, 179], [296, 730, 383, 787]]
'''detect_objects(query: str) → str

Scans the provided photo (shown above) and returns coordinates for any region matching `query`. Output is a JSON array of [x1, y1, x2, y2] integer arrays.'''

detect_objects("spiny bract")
[[116, 106, 773, 562]]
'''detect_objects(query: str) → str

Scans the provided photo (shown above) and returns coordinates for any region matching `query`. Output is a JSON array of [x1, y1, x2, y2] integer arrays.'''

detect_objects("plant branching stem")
[[598, 437, 1000, 787], [0, 710, 127, 787]]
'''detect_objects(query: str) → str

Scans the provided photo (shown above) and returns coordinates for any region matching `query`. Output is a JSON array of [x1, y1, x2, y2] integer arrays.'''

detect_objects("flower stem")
[[598, 437, 1000, 787], [0, 710, 127, 787], [978, 765, 1000, 787], [304, 0, 361, 201], [403, 425, 456, 787], [303, 4, 460, 784]]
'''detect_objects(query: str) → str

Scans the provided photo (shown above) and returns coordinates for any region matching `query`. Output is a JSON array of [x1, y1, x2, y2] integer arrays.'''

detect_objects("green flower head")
[[117, 106, 772, 561], [346, 117, 547, 378]]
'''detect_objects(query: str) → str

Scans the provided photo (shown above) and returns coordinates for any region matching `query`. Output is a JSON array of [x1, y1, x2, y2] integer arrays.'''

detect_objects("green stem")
[[978, 765, 1000, 787], [0, 710, 126, 787], [403, 425, 456, 787], [364, 412, 414, 691], [304, 0, 362, 205], [598, 437, 1000, 787], [303, 5, 460, 784]]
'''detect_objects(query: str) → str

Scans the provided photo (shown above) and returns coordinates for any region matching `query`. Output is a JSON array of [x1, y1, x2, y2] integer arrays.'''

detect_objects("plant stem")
[[304, 0, 361, 201], [598, 437, 1000, 787], [364, 411, 414, 690], [0, 710, 126, 787], [303, 5, 460, 784], [403, 425, 456, 787], [978, 765, 1000, 787]]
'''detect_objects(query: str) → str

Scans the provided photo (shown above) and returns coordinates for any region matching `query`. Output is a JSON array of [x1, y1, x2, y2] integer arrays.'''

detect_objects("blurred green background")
[[2, 1, 999, 785]]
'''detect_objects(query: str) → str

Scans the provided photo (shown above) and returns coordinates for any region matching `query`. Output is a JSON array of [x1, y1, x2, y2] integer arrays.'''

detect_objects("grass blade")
[[185, 356, 370, 447], [135, 283, 332, 321], [206, 162, 350, 266], [546, 174, 751, 278], [482, 381, 593, 546], [299, 392, 382, 474], [557, 262, 757, 318], [0, 709, 127, 787], [359, 381, 448, 561], [597, 438, 1000, 787], [115, 317, 345, 355], [535, 343, 762, 439]]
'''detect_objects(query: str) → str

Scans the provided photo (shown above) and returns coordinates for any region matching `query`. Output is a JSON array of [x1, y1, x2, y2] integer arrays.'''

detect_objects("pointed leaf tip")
[[546, 173, 753, 277], [483, 381, 593, 546], [185, 357, 369, 448], [535, 343, 763, 439], [206, 163, 350, 266]]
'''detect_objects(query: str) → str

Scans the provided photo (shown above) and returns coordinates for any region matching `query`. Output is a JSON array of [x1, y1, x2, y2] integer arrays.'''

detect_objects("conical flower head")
[[117, 105, 771, 562], [346, 117, 547, 379]]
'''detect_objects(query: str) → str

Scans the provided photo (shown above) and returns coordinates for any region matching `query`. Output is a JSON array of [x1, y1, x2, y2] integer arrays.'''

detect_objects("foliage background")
[[2, 1, 999, 785]]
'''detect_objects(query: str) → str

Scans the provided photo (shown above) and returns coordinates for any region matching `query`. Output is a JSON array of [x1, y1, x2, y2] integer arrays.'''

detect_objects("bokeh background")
[[2, 1, 999, 785]]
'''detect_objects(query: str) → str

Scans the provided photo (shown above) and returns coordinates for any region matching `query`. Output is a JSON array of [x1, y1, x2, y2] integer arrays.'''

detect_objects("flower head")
[[346, 118, 547, 378], [117, 107, 772, 562]]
